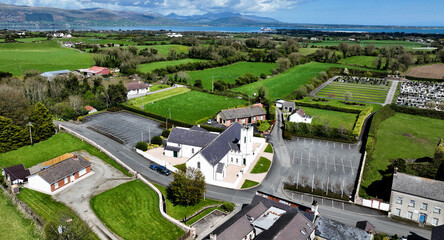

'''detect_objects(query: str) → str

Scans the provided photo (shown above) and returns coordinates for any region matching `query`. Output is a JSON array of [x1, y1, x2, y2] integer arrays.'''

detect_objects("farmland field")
[[361, 113, 444, 196], [91, 180, 184, 240], [127, 87, 190, 108], [405, 64, 444, 80], [233, 62, 381, 99], [138, 59, 207, 73], [296, 97, 382, 112], [339, 56, 379, 68], [316, 82, 389, 103], [129, 44, 189, 56], [302, 107, 358, 129], [144, 91, 246, 124], [188, 62, 276, 90], [0, 41, 94, 76], [0, 192, 41, 240], [298, 48, 319, 56], [310, 40, 428, 49]]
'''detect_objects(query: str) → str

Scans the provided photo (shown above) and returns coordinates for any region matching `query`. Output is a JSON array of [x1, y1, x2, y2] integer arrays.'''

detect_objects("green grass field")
[[91, 180, 184, 240], [127, 44, 189, 56], [310, 40, 427, 49], [316, 82, 389, 103], [17, 188, 97, 239], [127, 87, 190, 108], [0, 193, 41, 240], [302, 106, 358, 129], [152, 183, 226, 220], [0, 133, 129, 176], [241, 180, 259, 189], [138, 59, 207, 73], [361, 113, 444, 193], [150, 84, 170, 92], [251, 157, 271, 174], [233, 62, 381, 99], [296, 97, 382, 112], [298, 48, 319, 56], [143, 91, 246, 124], [188, 62, 276, 90], [339, 56, 379, 68], [0, 41, 94, 76]]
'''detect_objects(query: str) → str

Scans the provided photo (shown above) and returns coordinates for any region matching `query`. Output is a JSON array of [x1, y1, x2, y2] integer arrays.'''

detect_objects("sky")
[[1, 0, 444, 26]]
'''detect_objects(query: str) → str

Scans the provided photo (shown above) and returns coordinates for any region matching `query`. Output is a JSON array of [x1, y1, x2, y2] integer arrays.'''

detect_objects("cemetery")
[[395, 81, 444, 110]]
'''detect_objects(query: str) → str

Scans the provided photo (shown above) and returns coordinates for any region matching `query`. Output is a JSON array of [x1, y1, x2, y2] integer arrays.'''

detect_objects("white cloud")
[[0, 0, 309, 15]]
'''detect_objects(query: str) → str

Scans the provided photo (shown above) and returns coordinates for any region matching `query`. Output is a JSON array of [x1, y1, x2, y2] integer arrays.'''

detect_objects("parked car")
[[207, 119, 212, 124], [149, 164, 158, 170], [156, 165, 171, 176]]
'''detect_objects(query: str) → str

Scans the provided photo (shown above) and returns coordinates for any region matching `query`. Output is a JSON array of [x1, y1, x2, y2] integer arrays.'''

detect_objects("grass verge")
[[241, 180, 259, 189], [251, 157, 271, 174], [264, 144, 273, 153]]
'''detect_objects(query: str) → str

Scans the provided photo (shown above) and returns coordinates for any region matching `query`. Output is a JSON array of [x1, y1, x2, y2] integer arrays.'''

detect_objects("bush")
[[221, 202, 235, 212], [77, 116, 83, 122], [283, 130, 292, 140], [136, 141, 148, 151], [161, 129, 171, 138], [151, 136, 163, 145]]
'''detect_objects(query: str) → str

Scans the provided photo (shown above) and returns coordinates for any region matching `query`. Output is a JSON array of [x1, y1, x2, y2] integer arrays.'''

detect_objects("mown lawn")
[[127, 87, 190, 108], [91, 180, 184, 240], [264, 144, 273, 153], [296, 97, 382, 112], [188, 62, 276, 90], [316, 82, 389, 103], [138, 59, 207, 73], [17, 188, 98, 239], [251, 157, 271, 174], [152, 183, 226, 220], [144, 91, 246, 124], [339, 56, 379, 68], [150, 84, 170, 92], [0, 192, 42, 240], [361, 113, 444, 193], [241, 180, 259, 189], [0, 41, 94, 76], [0, 133, 130, 176], [233, 62, 382, 99], [302, 107, 358, 130]]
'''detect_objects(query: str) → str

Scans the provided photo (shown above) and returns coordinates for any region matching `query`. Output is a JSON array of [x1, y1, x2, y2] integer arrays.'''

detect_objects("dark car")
[[156, 165, 171, 176], [149, 164, 158, 170]]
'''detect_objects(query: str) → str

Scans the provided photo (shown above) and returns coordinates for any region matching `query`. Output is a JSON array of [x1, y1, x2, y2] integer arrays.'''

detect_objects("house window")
[[236, 158, 238, 164], [432, 218, 439, 226], [407, 211, 413, 219], [54, 182, 59, 189], [396, 197, 403, 204], [409, 200, 415, 207], [244, 137, 246, 143], [64, 177, 69, 184], [434, 206, 441, 214], [231, 157, 233, 163], [197, 162, 200, 169], [192, 148, 194, 154], [79, 168, 87, 176], [253, 117, 256, 121], [395, 208, 401, 216], [259, 116, 263, 120], [421, 203, 428, 210]]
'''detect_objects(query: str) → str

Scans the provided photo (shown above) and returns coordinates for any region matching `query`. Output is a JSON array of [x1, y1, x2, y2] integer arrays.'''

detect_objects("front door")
[[419, 214, 427, 223], [243, 158, 246, 165], [173, 151, 178, 158]]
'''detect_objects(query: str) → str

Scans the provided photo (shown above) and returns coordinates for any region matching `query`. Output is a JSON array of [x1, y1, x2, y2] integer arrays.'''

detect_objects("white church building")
[[164, 123, 265, 183]]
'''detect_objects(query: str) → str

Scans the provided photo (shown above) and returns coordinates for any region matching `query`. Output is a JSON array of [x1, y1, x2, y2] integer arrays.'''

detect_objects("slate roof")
[[255, 211, 314, 240], [40, 70, 71, 78], [35, 155, 91, 184], [391, 172, 444, 202], [292, 107, 307, 118], [251, 193, 315, 221], [216, 163, 224, 173], [167, 127, 217, 148], [124, 81, 148, 91], [190, 126, 208, 132], [218, 106, 266, 120], [432, 225, 444, 240], [211, 201, 268, 240], [356, 221, 375, 233], [315, 216, 371, 240], [165, 145, 181, 152], [4, 164, 30, 182], [200, 122, 242, 166]]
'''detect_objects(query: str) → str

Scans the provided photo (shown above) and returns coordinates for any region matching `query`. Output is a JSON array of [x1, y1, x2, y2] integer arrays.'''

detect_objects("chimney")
[[72, 155, 78, 160], [311, 200, 319, 217]]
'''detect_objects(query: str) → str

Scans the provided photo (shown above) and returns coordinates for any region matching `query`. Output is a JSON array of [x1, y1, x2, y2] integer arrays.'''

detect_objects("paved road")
[[56, 111, 432, 239], [384, 80, 399, 105]]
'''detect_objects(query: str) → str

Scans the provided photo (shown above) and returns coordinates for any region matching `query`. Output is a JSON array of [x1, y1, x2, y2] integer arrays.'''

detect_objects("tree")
[[288, 52, 303, 66], [344, 92, 352, 102], [168, 167, 206, 206], [29, 102, 55, 143], [0, 84, 31, 125], [397, 53, 414, 69], [193, 79, 203, 88], [0, 116, 27, 153], [68, 95, 84, 115], [276, 58, 290, 73], [150, 136, 162, 145], [256, 85, 267, 103], [294, 86, 307, 100], [44, 213, 95, 240], [107, 82, 127, 106], [136, 142, 148, 151], [437, 48, 444, 63]]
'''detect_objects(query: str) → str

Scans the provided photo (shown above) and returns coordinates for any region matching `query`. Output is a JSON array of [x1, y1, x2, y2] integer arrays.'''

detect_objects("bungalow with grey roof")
[[288, 107, 313, 124], [216, 105, 266, 127], [2, 164, 30, 185], [27, 155, 92, 194]]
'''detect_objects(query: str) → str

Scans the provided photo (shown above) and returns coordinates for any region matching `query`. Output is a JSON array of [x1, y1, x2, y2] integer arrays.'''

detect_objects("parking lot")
[[83, 111, 163, 147], [283, 137, 363, 196]]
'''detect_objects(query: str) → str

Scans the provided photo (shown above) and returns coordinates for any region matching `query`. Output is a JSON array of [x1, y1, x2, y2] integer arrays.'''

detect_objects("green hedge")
[[293, 100, 362, 114], [405, 75, 444, 82], [286, 122, 357, 143], [352, 107, 373, 135], [119, 104, 193, 128], [390, 103, 444, 120]]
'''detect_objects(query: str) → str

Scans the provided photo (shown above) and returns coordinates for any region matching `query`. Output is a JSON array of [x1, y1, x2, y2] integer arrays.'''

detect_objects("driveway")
[[53, 150, 133, 240]]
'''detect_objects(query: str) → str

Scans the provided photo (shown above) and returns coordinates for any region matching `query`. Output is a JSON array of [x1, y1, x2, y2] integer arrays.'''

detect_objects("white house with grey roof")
[[389, 172, 444, 226], [187, 122, 264, 183], [27, 155, 92, 194], [164, 126, 218, 158]]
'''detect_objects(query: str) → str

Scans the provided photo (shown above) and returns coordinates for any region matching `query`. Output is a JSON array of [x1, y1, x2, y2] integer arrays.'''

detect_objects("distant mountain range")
[[0, 3, 280, 28]]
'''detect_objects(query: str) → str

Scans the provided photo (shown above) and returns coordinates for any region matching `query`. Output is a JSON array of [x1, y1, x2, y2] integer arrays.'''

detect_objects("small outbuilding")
[[40, 70, 71, 80], [2, 164, 30, 185], [124, 81, 150, 97], [288, 107, 313, 124], [84, 105, 97, 114]]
